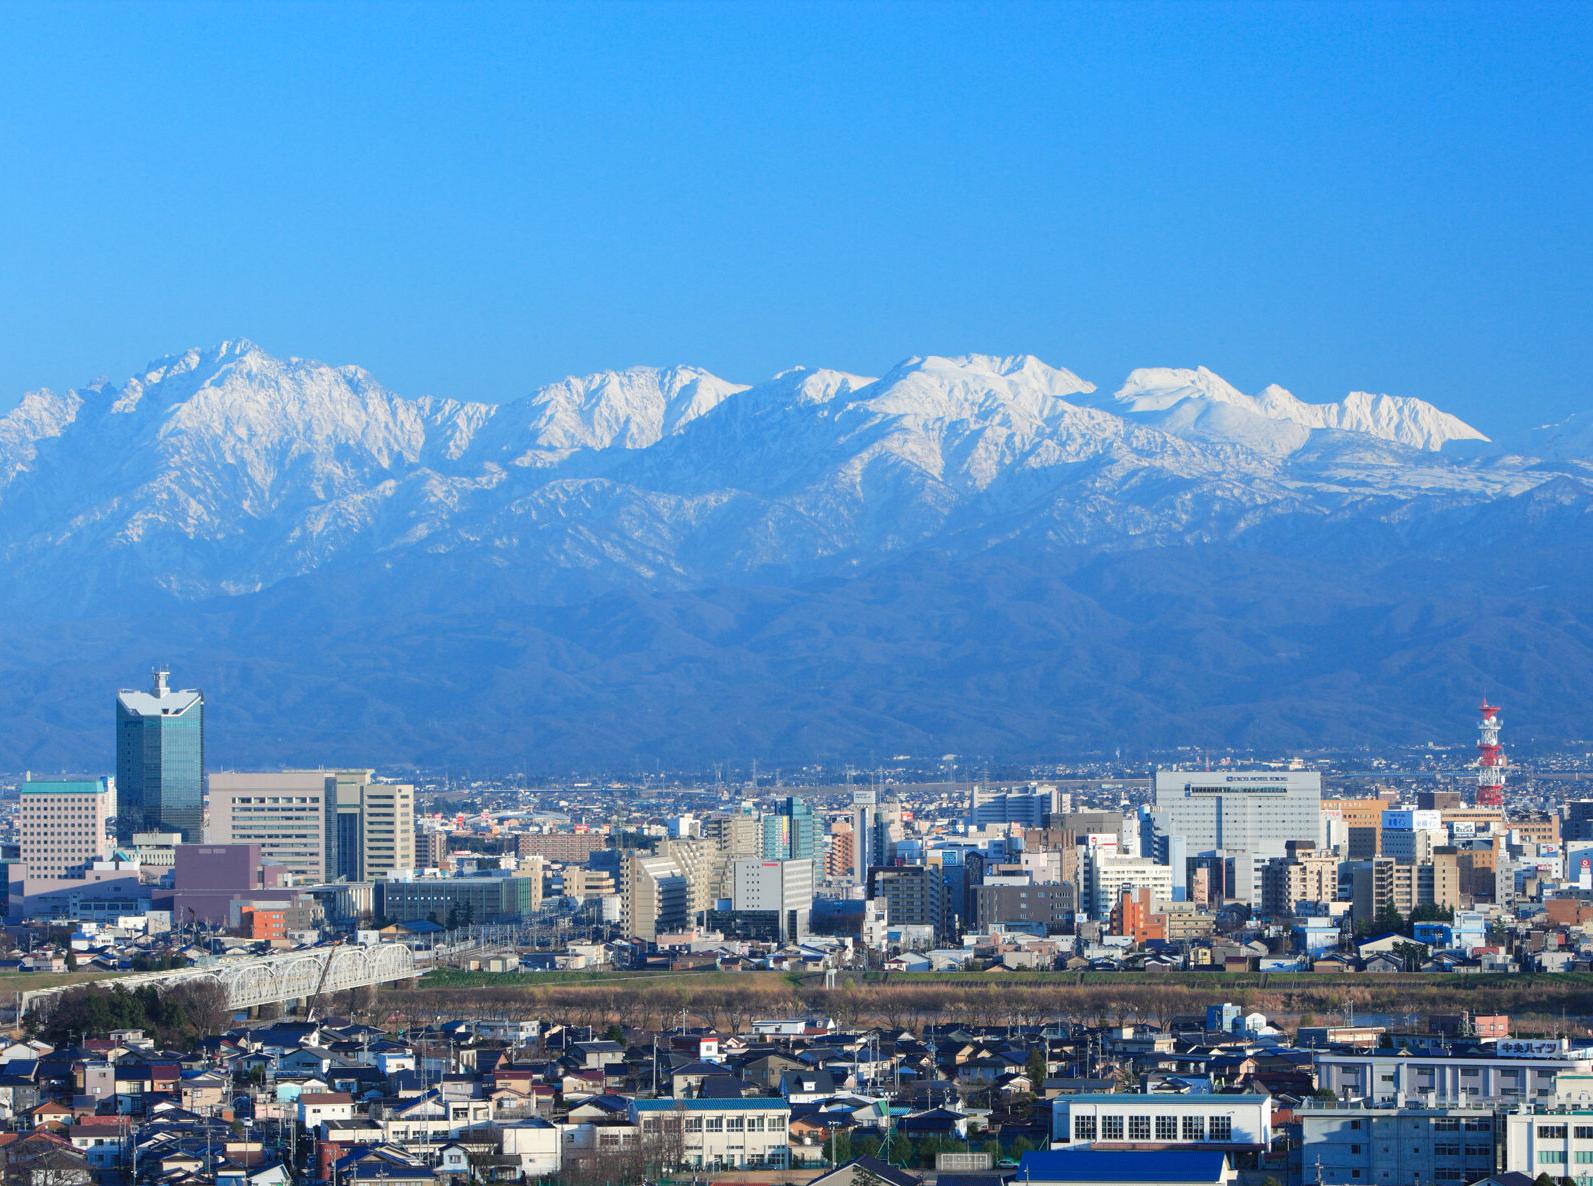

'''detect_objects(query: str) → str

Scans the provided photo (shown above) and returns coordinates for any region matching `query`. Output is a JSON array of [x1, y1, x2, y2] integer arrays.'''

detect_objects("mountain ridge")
[[1, 340, 1591, 770]]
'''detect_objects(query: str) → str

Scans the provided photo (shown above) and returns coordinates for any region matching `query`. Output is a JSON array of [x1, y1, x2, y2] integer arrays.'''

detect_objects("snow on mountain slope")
[[0, 339, 1569, 609], [1512, 411, 1593, 463], [1110, 365, 1489, 452], [482, 365, 749, 463]]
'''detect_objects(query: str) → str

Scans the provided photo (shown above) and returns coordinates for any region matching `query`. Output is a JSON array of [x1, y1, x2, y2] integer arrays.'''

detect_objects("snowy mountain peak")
[[1116, 366, 1249, 412], [859, 352, 1096, 423], [1110, 366, 1488, 452], [495, 365, 749, 460], [766, 366, 877, 405]]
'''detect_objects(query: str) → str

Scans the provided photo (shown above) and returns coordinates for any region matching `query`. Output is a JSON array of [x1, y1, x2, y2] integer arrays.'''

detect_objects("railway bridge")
[[15, 942, 424, 1021]]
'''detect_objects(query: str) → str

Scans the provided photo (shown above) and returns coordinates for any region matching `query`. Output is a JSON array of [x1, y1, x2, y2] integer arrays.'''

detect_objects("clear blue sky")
[[2, 1, 1589, 434]]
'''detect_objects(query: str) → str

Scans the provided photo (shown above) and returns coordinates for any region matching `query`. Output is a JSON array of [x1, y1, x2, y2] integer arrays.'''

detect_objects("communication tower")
[[1476, 700, 1506, 808]]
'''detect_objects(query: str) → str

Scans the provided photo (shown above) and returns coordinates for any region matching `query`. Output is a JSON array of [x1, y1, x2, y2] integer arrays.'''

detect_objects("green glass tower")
[[115, 667, 205, 842]]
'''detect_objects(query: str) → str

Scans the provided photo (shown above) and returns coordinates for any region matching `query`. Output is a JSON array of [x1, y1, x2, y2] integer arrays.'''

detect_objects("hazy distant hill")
[[3, 341, 1590, 771]]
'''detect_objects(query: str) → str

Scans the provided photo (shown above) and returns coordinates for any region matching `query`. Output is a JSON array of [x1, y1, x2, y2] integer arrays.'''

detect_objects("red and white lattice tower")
[[1476, 700, 1506, 808]]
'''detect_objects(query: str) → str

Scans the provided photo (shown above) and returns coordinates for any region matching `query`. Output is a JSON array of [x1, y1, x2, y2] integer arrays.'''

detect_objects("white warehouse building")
[[1051, 1093, 1272, 1151]]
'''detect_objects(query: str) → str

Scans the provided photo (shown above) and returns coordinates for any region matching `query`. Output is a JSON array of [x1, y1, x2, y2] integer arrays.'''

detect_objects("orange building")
[[1110, 886, 1166, 943], [240, 906, 288, 940]]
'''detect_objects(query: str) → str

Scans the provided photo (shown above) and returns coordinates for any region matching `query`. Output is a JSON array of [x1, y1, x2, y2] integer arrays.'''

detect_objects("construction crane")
[[304, 942, 342, 1021]]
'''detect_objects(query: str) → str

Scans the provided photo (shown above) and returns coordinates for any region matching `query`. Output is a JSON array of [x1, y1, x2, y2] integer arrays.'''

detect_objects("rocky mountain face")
[[2, 341, 1590, 770]]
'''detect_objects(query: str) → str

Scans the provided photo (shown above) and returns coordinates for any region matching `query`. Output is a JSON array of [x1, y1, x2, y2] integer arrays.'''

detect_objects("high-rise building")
[[825, 819, 855, 880], [1152, 769, 1322, 903], [19, 778, 116, 879], [702, 811, 761, 861], [326, 771, 415, 882], [852, 790, 899, 882], [208, 772, 330, 881], [115, 668, 204, 842], [208, 770, 414, 883], [622, 853, 689, 941], [415, 824, 450, 869], [867, 864, 947, 941], [761, 797, 817, 864], [1084, 849, 1174, 919], [1381, 809, 1447, 864], [1259, 841, 1340, 918]]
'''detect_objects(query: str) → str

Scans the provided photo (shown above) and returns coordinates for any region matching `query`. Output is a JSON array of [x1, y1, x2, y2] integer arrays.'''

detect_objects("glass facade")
[[115, 675, 204, 843]]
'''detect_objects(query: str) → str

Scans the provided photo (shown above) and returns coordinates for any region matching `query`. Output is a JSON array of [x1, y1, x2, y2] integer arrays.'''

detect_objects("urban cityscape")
[[4, 4, 1593, 1186], [2, 671, 1593, 1186]]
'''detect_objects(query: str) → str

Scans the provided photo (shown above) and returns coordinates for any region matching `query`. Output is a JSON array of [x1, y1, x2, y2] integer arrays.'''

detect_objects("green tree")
[[1025, 1045, 1048, 1087]]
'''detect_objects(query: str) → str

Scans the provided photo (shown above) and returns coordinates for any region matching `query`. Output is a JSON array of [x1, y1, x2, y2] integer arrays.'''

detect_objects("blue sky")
[[2, 1, 1589, 434]]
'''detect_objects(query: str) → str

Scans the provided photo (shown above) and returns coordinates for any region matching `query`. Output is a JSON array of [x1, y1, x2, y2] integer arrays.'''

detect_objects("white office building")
[[731, 857, 814, 940], [1152, 769, 1322, 903]]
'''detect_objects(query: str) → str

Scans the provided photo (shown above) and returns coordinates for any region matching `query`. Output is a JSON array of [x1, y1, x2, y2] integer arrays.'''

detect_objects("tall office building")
[[208, 772, 330, 881], [19, 778, 116, 879], [1152, 769, 1322, 903], [115, 668, 204, 842], [851, 790, 899, 883], [762, 797, 817, 863], [327, 771, 414, 882], [207, 769, 413, 883]]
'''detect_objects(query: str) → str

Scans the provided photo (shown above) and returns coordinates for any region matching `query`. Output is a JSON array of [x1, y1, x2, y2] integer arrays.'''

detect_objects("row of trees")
[[26, 981, 229, 1048]]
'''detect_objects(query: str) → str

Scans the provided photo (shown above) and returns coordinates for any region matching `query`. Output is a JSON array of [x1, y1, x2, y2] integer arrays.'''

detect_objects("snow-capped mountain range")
[[2, 340, 1591, 770], [0, 340, 1580, 603]]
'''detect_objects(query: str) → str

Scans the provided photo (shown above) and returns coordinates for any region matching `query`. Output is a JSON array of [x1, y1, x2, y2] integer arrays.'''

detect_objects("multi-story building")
[[376, 874, 537, 925], [622, 853, 689, 941], [824, 819, 855, 880], [1381, 809, 1447, 864], [115, 668, 204, 842], [968, 784, 1057, 829], [760, 798, 817, 865], [973, 882, 1074, 932], [1051, 1093, 1272, 1152], [730, 858, 813, 941], [415, 824, 449, 869], [1152, 770, 1322, 905], [1348, 857, 1416, 924], [1502, 1106, 1593, 1181], [1261, 841, 1341, 918], [1321, 795, 1397, 859], [1295, 1104, 1498, 1186], [628, 1098, 791, 1170], [1567, 800, 1593, 843], [1085, 851, 1173, 919], [208, 770, 413, 883], [1315, 1043, 1593, 1105], [867, 864, 947, 940], [1110, 886, 1165, 942], [207, 772, 330, 881], [326, 771, 415, 882], [702, 812, 760, 864], [515, 832, 607, 863], [19, 778, 115, 879]]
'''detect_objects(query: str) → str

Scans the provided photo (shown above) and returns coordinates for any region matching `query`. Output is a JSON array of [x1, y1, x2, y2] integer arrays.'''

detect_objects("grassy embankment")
[[369, 969, 1593, 1035]]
